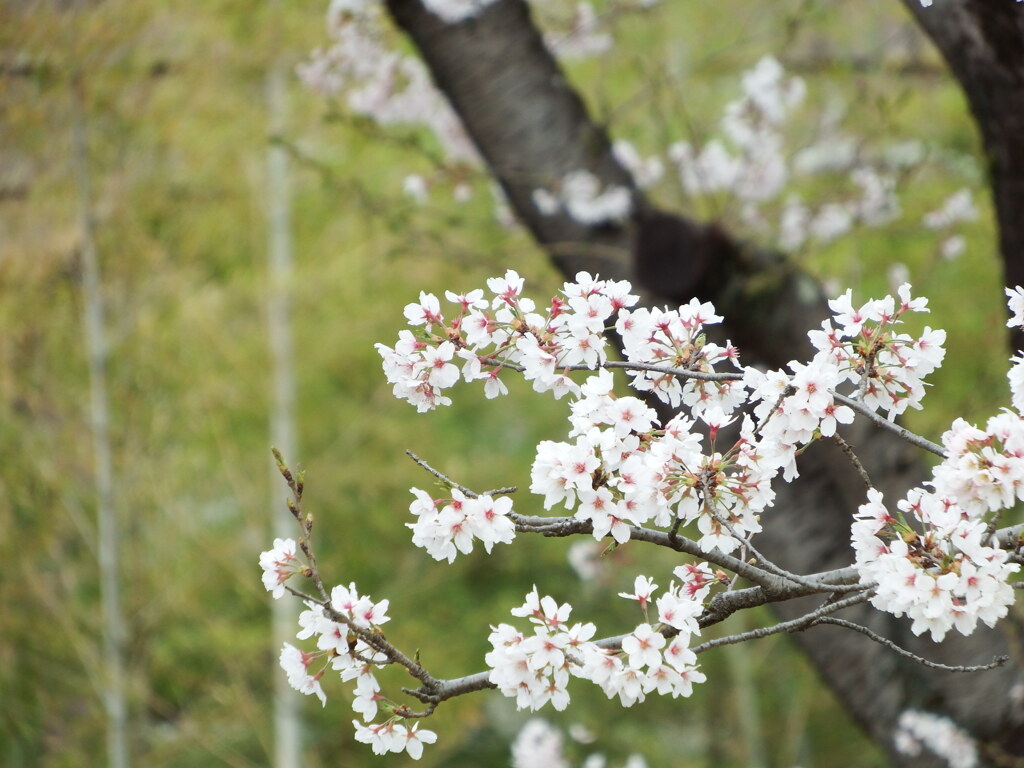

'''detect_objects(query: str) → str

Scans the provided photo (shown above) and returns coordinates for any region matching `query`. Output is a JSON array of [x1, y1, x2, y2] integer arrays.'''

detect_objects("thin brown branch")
[[405, 450, 480, 497], [812, 617, 1009, 673], [275, 451, 446, 701], [832, 391, 946, 457], [691, 590, 872, 654], [831, 432, 873, 489]]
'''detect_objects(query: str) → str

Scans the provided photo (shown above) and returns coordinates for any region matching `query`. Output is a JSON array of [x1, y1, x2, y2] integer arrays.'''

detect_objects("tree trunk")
[[903, 0, 1024, 351], [384, 0, 1024, 763]]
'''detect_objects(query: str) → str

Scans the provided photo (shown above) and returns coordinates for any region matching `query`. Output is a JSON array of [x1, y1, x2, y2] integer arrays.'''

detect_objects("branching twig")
[[283, 585, 324, 605], [832, 392, 946, 457], [273, 448, 330, 604], [475, 355, 743, 382], [275, 451, 447, 703], [812, 617, 1009, 673], [509, 511, 784, 590], [474, 355, 946, 459], [404, 450, 517, 498], [405, 450, 869, 594], [691, 590, 872, 654], [712, 512, 865, 593], [392, 701, 438, 719], [832, 432, 873, 489], [405, 450, 479, 497], [483, 485, 518, 496], [270, 446, 1024, 722]]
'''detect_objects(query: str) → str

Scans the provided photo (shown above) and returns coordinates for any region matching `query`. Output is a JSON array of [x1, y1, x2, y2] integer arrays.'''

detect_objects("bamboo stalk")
[[266, 54, 302, 768], [71, 74, 129, 768]]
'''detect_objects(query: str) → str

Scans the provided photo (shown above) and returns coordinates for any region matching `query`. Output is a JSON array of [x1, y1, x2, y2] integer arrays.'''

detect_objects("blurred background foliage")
[[0, 0, 1010, 766]]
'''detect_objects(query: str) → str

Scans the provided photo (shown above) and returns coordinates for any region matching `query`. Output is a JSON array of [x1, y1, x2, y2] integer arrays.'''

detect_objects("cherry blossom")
[[510, 719, 571, 768], [407, 488, 517, 562], [618, 575, 658, 612], [280, 642, 328, 706], [259, 538, 302, 599], [621, 623, 666, 669], [656, 585, 704, 635], [353, 720, 438, 759], [352, 673, 383, 722], [533, 170, 633, 225]]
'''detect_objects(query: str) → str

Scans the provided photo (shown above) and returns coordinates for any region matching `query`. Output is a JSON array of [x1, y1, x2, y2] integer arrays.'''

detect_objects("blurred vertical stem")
[[266, 48, 302, 768], [724, 614, 766, 768], [71, 75, 129, 768]]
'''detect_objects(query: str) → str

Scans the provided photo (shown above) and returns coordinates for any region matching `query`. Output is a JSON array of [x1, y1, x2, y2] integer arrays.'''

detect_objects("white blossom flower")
[[280, 643, 327, 706], [260, 538, 301, 599]]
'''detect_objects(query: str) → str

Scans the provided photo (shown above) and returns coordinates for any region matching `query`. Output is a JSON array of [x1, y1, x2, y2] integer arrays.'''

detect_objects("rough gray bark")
[[384, 0, 1024, 764]]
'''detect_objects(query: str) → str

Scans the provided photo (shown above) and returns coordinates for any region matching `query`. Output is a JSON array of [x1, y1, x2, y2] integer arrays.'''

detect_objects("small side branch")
[[476, 355, 743, 382], [405, 450, 517, 498], [713, 513, 864, 593], [691, 590, 872, 654], [832, 392, 946, 457], [405, 451, 866, 594], [813, 617, 1009, 673], [275, 451, 447, 700], [831, 432, 873, 489]]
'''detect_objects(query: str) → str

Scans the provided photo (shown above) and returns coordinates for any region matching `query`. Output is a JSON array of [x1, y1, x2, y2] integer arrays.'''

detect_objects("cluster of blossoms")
[[298, 0, 478, 163], [612, 140, 664, 190], [380, 271, 1023, 646], [486, 572, 708, 714], [532, 169, 634, 225], [376, 270, 639, 412], [510, 718, 650, 768], [408, 487, 516, 561], [259, 541, 437, 759], [303, 9, 979, 265], [511, 719, 573, 768], [669, 56, 806, 206], [532, 375, 774, 553], [853, 485, 1018, 642], [300, 0, 629, 210], [485, 587, 598, 711], [849, 286, 1024, 641], [615, 299, 743, 414], [808, 285, 946, 418], [653, 56, 978, 262], [382, 272, 951, 556], [1007, 287, 1024, 414], [894, 709, 978, 768], [662, 56, 901, 250], [743, 284, 943, 479]]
